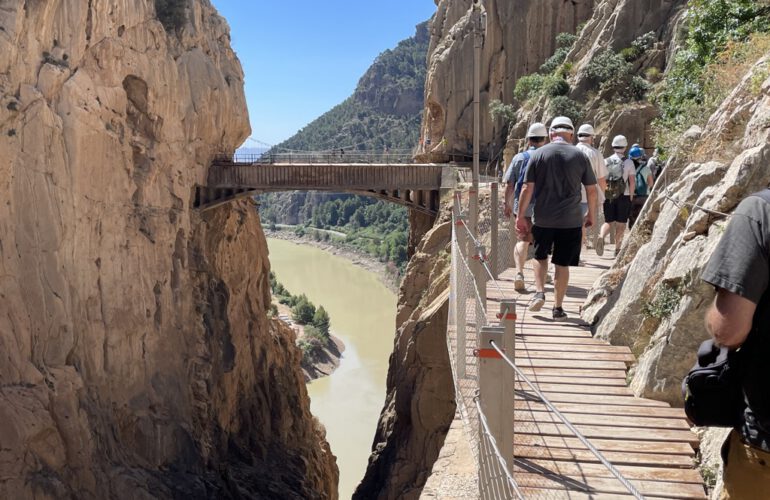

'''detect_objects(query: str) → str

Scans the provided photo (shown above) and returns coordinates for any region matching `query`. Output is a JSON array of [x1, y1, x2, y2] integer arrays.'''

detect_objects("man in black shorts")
[[515, 116, 597, 320], [596, 135, 636, 257]]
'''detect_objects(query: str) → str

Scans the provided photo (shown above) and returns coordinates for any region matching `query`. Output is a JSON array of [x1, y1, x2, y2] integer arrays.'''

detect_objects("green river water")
[[266, 238, 397, 499]]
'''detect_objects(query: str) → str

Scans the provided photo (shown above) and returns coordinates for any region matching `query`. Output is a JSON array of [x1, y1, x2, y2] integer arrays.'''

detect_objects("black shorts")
[[531, 226, 582, 267], [604, 195, 632, 223]]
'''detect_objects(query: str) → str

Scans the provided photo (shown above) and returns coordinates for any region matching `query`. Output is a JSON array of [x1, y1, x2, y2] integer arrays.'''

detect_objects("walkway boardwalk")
[[448, 247, 706, 499]]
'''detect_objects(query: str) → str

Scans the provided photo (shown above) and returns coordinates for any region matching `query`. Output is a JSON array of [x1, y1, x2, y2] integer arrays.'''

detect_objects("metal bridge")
[[194, 153, 469, 215]]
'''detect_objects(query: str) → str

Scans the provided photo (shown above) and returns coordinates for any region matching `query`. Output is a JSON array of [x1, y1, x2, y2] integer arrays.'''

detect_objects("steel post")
[[490, 182, 499, 278]]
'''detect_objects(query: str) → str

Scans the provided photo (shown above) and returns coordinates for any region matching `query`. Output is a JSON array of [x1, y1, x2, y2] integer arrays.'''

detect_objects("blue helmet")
[[628, 146, 644, 159]]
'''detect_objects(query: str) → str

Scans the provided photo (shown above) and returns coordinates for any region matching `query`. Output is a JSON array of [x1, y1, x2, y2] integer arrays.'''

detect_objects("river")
[[266, 238, 397, 499]]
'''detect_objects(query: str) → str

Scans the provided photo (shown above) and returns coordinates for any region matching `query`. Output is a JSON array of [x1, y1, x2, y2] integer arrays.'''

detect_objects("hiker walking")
[[627, 145, 654, 229], [503, 122, 548, 292], [515, 116, 597, 320], [576, 124, 608, 249], [595, 135, 635, 258]]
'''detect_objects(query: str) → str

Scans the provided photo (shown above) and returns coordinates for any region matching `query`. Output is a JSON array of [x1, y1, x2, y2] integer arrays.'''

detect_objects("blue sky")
[[211, 1, 437, 147]]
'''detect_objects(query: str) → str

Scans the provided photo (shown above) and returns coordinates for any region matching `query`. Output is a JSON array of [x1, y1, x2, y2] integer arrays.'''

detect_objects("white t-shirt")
[[577, 142, 609, 203]]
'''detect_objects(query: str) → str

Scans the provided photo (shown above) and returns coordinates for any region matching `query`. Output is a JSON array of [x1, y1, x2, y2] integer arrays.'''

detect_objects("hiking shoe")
[[514, 273, 526, 292], [595, 237, 605, 257], [529, 292, 546, 312], [552, 307, 568, 321]]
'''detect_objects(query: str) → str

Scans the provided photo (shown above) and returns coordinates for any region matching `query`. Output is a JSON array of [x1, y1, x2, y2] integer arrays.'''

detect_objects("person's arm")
[[706, 289, 757, 348], [515, 182, 534, 235], [626, 163, 635, 200], [585, 184, 597, 228], [647, 173, 655, 190], [504, 183, 515, 217]]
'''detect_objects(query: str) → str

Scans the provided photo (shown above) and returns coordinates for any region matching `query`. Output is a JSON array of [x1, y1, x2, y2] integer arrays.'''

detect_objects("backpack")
[[604, 155, 626, 201], [635, 163, 649, 196]]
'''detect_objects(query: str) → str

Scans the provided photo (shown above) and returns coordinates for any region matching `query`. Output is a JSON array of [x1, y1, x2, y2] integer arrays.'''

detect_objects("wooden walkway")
[[451, 247, 706, 499]]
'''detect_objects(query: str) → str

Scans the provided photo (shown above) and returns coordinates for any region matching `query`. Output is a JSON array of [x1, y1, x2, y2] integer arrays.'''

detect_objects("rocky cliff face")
[[420, 0, 595, 159], [0, 1, 336, 498]]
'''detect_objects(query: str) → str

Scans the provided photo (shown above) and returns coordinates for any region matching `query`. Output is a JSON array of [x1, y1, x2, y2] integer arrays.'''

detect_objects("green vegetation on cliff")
[[654, 0, 770, 153], [259, 21, 430, 274]]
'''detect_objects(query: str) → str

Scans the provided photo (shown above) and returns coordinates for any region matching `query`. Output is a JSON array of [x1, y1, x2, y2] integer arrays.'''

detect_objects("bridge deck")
[[448, 247, 706, 499]]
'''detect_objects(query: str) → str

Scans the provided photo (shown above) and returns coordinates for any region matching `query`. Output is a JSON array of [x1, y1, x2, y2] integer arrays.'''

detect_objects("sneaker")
[[552, 307, 568, 321], [595, 237, 605, 257], [514, 273, 526, 292], [529, 292, 545, 312]]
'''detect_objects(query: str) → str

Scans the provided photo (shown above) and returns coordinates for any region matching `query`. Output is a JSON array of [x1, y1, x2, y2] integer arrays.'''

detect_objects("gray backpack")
[[605, 155, 626, 201]]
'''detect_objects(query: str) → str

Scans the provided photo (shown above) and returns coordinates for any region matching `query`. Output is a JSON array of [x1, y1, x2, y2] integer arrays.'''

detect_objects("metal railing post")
[[455, 215, 468, 379], [478, 326, 510, 499], [499, 300, 516, 476], [491, 182, 499, 279]]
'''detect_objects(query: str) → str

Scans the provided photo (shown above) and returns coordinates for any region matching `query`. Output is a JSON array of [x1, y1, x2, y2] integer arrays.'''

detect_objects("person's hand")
[[584, 213, 594, 229], [503, 204, 512, 218], [515, 216, 530, 239]]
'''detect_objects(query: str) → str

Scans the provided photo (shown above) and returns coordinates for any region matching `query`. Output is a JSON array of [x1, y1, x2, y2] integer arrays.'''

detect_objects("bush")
[[514, 74, 546, 101], [629, 76, 652, 101], [312, 306, 331, 337], [539, 47, 570, 74], [291, 294, 316, 324], [645, 67, 663, 83], [642, 283, 683, 319], [155, 0, 186, 32], [543, 76, 570, 97], [548, 96, 583, 124], [585, 49, 632, 90], [489, 99, 517, 123], [556, 32, 579, 48]]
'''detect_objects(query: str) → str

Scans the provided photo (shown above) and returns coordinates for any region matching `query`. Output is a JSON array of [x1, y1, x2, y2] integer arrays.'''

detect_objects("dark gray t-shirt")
[[702, 193, 770, 450], [525, 142, 596, 228]]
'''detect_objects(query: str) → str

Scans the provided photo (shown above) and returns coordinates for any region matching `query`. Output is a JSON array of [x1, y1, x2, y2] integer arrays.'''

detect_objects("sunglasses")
[[613, 147, 625, 150], [577, 134, 592, 138]]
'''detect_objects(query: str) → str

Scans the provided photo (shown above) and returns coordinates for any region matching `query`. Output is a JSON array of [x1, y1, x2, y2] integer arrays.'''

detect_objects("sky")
[[211, 0, 437, 148]]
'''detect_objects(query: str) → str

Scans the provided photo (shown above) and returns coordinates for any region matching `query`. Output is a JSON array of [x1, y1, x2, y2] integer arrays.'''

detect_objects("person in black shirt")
[[702, 190, 770, 498]]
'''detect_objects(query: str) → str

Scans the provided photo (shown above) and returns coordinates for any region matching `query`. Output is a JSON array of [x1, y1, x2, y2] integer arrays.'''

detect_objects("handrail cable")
[[489, 340, 645, 500], [457, 218, 506, 299]]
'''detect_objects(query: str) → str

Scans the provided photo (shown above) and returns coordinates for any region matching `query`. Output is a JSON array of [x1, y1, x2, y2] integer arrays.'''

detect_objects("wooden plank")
[[512, 375, 630, 387], [516, 400, 687, 419], [514, 458, 704, 484], [514, 445, 694, 467], [514, 342, 633, 355], [520, 488, 680, 500], [515, 434, 695, 455], [518, 410, 693, 431], [512, 349, 636, 363], [517, 367, 629, 379], [515, 383, 634, 396], [514, 472, 707, 499], [512, 358, 629, 370], [515, 391, 671, 408], [514, 422, 698, 446]]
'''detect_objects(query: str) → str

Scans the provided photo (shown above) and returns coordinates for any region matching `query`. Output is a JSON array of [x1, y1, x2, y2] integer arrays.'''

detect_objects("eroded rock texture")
[[0, 1, 336, 498], [420, 0, 595, 158]]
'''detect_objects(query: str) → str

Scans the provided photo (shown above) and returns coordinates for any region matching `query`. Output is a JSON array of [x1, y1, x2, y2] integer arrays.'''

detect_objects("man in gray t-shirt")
[[516, 116, 597, 320]]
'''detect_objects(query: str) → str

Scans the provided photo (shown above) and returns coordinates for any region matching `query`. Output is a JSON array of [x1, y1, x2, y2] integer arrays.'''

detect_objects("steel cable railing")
[[449, 186, 647, 499]]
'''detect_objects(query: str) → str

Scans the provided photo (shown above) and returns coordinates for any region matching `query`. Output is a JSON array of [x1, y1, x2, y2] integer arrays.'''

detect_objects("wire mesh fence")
[[447, 185, 646, 500]]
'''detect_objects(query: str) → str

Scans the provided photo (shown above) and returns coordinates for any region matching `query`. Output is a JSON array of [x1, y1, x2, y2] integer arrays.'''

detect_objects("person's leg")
[[614, 222, 626, 249], [529, 226, 554, 311], [614, 196, 632, 253], [553, 265, 569, 308], [550, 227, 582, 317], [597, 200, 614, 256], [514, 240, 528, 291], [533, 258, 548, 293]]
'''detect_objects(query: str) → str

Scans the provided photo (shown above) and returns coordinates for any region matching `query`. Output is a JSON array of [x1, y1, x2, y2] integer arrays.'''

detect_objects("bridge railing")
[[448, 185, 645, 499], [215, 151, 418, 165]]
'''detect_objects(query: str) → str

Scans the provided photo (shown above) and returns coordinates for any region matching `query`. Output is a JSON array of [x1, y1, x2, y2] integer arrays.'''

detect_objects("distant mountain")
[[259, 21, 431, 274], [272, 20, 429, 154]]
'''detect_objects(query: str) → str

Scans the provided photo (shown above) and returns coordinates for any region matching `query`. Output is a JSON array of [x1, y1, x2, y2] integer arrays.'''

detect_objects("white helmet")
[[550, 116, 574, 132], [612, 135, 628, 148], [578, 124, 595, 136], [527, 122, 548, 138]]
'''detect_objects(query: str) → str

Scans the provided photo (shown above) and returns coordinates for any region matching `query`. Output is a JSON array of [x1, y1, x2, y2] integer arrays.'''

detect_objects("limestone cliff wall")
[[421, 0, 595, 158], [0, 1, 335, 498]]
